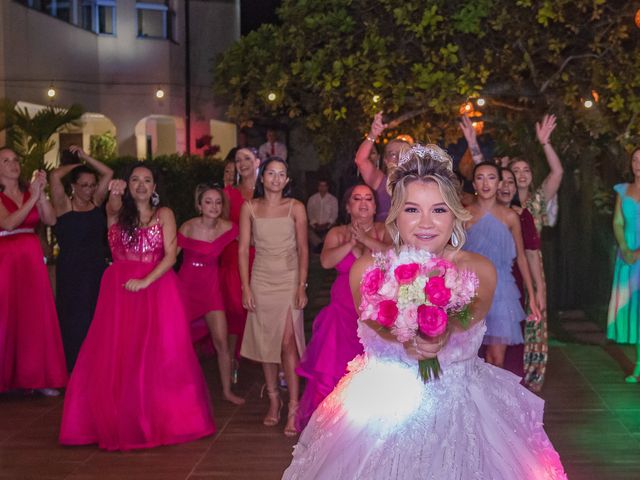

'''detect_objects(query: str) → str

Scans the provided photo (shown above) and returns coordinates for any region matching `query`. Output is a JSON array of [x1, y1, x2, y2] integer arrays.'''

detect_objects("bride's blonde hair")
[[386, 144, 471, 249]]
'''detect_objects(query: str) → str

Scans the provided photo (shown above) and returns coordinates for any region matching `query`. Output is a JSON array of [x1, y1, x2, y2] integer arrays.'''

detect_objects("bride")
[[282, 145, 566, 479]]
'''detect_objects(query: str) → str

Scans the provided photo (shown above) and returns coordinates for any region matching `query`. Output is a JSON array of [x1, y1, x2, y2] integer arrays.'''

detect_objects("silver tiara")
[[398, 143, 453, 171]]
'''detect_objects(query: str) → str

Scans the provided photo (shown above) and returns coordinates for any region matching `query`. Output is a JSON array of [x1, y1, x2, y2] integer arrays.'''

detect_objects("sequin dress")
[[283, 319, 567, 479], [0, 191, 68, 392], [60, 220, 215, 451]]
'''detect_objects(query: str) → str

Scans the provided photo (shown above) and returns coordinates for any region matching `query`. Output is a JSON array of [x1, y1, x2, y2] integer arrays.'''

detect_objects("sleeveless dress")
[[295, 251, 362, 431], [60, 221, 215, 451], [0, 191, 68, 392], [607, 183, 640, 344], [178, 224, 238, 345], [374, 174, 390, 222], [220, 186, 255, 341], [283, 318, 566, 479], [240, 200, 305, 363], [464, 212, 525, 345], [54, 207, 108, 370]]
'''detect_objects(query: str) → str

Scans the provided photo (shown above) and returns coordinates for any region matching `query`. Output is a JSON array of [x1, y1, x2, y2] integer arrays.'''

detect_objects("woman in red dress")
[[178, 184, 245, 405], [60, 162, 215, 451], [0, 147, 67, 395], [219, 147, 260, 367]]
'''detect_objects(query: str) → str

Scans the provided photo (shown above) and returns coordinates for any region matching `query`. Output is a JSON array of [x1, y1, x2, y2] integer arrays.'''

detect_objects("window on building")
[[136, 1, 174, 40], [81, 0, 116, 35], [14, 0, 115, 35]]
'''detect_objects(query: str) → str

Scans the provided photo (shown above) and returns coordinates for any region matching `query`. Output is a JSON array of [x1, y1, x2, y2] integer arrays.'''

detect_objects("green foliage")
[[105, 154, 225, 226], [90, 131, 118, 162], [213, 0, 640, 311], [0, 99, 83, 175]]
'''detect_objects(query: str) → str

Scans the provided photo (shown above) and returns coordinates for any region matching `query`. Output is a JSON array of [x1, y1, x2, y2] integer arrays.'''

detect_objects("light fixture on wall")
[[155, 88, 165, 99]]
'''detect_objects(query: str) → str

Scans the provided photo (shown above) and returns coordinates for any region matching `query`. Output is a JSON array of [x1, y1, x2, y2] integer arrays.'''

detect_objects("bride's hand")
[[404, 332, 449, 360]]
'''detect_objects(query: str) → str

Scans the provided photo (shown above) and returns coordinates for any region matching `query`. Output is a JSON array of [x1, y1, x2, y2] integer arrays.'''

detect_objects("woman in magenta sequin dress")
[[178, 184, 244, 405], [0, 147, 67, 394], [295, 184, 390, 431], [60, 163, 215, 451]]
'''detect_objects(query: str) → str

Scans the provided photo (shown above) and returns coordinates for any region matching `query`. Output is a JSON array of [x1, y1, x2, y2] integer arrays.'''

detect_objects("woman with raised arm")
[[239, 157, 308, 437], [608, 147, 640, 383], [0, 147, 67, 395], [295, 183, 391, 431], [283, 145, 566, 480], [463, 162, 540, 369], [282, 144, 566, 480], [49, 146, 112, 370], [177, 184, 244, 404], [60, 162, 215, 451], [354, 112, 411, 222]]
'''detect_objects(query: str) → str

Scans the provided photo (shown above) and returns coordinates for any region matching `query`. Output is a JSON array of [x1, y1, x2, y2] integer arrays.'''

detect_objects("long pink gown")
[[0, 191, 68, 392], [178, 224, 238, 345], [295, 251, 363, 431], [60, 221, 215, 451], [219, 187, 254, 342]]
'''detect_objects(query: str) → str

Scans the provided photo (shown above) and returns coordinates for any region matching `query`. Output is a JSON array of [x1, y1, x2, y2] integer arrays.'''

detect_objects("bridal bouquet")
[[360, 247, 479, 382]]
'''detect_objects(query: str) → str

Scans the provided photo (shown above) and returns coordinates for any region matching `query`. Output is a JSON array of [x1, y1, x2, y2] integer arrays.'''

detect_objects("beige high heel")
[[284, 401, 299, 437], [260, 385, 282, 427]]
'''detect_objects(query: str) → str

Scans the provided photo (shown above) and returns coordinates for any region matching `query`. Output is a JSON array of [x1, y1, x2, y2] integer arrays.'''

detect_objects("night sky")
[[241, 0, 281, 36]]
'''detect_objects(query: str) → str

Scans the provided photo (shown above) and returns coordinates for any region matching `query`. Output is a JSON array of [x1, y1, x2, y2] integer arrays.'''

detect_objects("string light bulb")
[[155, 88, 165, 99], [267, 92, 277, 102], [584, 99, 593, 109], [476, 98, 485, 107], [372, 94, 381, 103], [47, 87, 56, 98]]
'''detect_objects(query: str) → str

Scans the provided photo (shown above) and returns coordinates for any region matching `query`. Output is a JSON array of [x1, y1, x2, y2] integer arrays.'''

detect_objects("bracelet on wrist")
[[366, 134, 376, 143], [299, 282, 308, 289]]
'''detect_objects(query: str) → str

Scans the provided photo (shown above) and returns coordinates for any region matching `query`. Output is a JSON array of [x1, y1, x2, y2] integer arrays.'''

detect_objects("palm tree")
[[1, 99, 84, 175]]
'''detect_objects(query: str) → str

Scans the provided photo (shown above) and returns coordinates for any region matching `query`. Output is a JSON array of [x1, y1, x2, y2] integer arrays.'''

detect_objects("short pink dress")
[[178, 224, 238, 344], [0, 191, 67, 391], [60, 220, 215, 451]]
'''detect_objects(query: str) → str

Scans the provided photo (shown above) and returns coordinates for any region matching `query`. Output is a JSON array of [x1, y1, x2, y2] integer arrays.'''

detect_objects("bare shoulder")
[[179, 217, 197, 235], [291, 198, 306, 213], [500, 204, 519, 224], [157, 206, 175, 223]]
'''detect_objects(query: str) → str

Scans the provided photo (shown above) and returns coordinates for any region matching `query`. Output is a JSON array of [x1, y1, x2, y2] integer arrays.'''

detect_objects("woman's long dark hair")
[[118, 161, 163, 240], [253, 157, 292, 199]]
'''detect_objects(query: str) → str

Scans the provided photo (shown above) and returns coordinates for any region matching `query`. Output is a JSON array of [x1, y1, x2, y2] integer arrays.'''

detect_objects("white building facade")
[[0, 0, 240, 159]]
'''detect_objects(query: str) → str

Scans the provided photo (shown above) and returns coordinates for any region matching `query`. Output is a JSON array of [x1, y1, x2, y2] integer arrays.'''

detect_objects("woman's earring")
[[451, 231, 459, 248], [151, 191, 160, 207]]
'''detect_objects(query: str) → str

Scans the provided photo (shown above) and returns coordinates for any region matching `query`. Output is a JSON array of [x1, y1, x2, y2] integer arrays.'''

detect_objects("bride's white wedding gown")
[[282, 320, 566, 479]]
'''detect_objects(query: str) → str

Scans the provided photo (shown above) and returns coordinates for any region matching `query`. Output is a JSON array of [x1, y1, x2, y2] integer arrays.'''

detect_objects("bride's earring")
[[450, 231, 459, 247]]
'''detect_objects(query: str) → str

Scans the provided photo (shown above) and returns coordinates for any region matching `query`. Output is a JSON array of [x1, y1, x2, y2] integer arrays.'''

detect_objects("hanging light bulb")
[[267, 92, 277, 102], [47, 87, 56, 98], [476, 98, 486, 107], [155, 88, 165, 99], [584, 99, 593, 109]]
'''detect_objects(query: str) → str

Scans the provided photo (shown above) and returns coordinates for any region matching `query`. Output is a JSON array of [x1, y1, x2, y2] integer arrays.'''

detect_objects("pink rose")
[[394, 263, 420, 285], [424, 276, 451, 307], [361, 267, 384, 297], [377, 300, 399, 328], [417, 305, 448, 337]]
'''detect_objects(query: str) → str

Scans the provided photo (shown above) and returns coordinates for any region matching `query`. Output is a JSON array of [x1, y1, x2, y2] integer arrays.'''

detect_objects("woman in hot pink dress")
[[219, 148, 260, 361], [0, 147, 67, 395], [178, 184, 244, 405], [60, 162, 215, 451], [295, 184, 390, 431]]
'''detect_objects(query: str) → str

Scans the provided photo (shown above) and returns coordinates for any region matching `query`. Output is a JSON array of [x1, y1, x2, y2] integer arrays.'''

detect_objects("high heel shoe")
[[231, 359, 239, 385], [284, 401, 299, 437], [260, 385, 282, 427], [625, 375, 640, 384]]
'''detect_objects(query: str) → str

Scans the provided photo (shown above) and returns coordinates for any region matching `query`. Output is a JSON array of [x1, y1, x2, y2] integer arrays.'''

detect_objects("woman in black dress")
[[50, 146, 113, 370]]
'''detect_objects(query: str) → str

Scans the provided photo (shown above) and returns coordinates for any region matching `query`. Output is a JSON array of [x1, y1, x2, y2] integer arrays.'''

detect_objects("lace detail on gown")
[[283, 320, 566, 480]]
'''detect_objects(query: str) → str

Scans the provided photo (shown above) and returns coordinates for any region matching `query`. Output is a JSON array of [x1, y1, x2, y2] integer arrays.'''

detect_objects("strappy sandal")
[[260, 385, 282, 427], [284, 401, 299, 437]]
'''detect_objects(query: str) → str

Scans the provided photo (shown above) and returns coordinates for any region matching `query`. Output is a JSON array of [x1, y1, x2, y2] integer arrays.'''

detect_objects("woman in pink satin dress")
[[60, 163, 215, 451], [178, 184, 244, 405], [0, 147, 67, 395], [295, 184, 390, 431]]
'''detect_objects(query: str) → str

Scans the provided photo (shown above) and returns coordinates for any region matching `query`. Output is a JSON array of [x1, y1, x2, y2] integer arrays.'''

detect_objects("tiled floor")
[[2, 258, 640, 479]]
